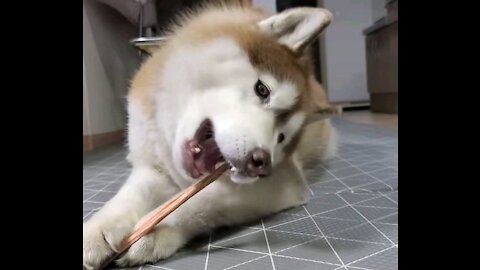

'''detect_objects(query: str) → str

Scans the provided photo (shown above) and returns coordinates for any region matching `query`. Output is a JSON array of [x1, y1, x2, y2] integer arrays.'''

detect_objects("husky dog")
[[83, 3, 340, 269]]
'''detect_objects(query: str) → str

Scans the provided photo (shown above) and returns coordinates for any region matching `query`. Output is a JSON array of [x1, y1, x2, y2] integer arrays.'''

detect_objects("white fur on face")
[[164, 37, 303, 183], [164, 37, 257, 180], [259, 73, 299, 111]]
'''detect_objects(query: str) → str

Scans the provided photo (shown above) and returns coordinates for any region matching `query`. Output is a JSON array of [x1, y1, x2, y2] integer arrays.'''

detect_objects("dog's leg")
[[117, 159, 309, 267], [83, 166, 179, 270]]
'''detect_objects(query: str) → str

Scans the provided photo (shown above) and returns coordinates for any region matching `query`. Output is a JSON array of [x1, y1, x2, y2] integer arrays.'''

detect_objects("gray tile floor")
[[83, 118, 398, 270]]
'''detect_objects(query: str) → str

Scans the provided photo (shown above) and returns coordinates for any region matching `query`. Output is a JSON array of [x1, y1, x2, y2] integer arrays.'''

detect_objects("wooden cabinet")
[[364, 0, 398, 113]]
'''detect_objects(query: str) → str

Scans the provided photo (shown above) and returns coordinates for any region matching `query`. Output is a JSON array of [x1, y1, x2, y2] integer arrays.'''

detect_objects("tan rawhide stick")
[[98, 163, 229, 270]]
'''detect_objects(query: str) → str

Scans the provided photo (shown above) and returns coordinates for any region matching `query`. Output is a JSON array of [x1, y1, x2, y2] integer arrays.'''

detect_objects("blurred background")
[[83, 0, 397, 152]]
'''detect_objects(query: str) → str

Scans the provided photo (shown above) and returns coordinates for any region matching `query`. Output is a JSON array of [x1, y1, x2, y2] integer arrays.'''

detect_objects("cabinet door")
[[323, 0, 372, 103], [366, 25, 396, 94], [387, 23, 398, 94], [366, 31, 386, 94], [366, 35, 378, 94]]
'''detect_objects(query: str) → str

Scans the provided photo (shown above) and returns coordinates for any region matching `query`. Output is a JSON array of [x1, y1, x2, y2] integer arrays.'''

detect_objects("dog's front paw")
[[83, 220, 132, 270], [116, 225, 187, 267]]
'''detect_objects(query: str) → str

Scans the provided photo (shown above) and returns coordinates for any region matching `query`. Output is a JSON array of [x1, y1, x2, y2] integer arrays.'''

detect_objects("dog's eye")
[[254, 80, 270, 100], [278, 133, 285, 143]]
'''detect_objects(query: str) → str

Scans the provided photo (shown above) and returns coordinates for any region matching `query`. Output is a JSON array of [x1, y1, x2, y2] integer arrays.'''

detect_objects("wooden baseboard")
[[370, 93, 397, 114], [83, 130, 126, 153], [333, 101, 371, 109]]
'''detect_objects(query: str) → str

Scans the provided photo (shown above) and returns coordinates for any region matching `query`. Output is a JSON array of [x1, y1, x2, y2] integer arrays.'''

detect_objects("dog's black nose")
[[245, 148, 272, 177]]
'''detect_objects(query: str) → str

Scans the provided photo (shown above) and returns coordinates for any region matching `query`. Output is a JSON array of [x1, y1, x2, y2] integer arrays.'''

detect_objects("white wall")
[[371, 0, 386, 22], [253, 0, 276, 13], [83, 0, 141, 135], [321, 0, 377, 104]]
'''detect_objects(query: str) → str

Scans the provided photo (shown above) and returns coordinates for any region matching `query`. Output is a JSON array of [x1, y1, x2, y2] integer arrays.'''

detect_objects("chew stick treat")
[[98, 163, 229, 270]]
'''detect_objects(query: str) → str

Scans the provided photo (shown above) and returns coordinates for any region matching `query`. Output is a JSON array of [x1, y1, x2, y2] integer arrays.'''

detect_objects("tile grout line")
[[329, 208, 398, 243], [261, 219, 277, 270], [83, 188, 113, 192], [266, 209, 397, 246], [83, 199, 117, 204], [222, 255, 270, 270], [214, 242, 346, 270], [314, 162, 397, 202], [83, 165, 125, 185], [345, 245, 395, 268], [306, 184, 315, 196], [322, 156, 393, 173], [311, 163, 396, 189], [272, 237, 321, 254], [204, 233, 212, 270], [336, 156, 395, 191], [209, 245, 268, 256], [336, 194, 397, 247], [303, 205, 347, 268], [265, 194, 387, 231], [373, 221, 397, 226], [317, 164, 357, 194], [213, 229, 263, 245], [83, 171, 130, 203], [336, 155, 395, 169], [316, 178, 380, 197], [241, 210, 375, 230], [144, 264, 175, 270], [275, 239, 345, 267], [83, 210, 96, 220], [334, 265, 373, 270], [273, 253, 343, 267], [83, 154, 126, 183], [264, 205, 349, 231], [265, 228, 390, 246], [379, 191, 398, 205]]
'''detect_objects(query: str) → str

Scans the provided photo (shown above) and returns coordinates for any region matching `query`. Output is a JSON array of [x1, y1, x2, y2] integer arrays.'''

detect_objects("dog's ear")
[[257, 7, 332, 54]]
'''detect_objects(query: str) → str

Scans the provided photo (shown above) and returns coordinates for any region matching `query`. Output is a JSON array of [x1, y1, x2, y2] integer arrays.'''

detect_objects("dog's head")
[[167, 7, 337, 183]]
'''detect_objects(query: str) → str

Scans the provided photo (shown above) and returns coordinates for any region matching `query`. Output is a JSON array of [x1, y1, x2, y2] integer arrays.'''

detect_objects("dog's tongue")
[[194, 138, 222, 175]]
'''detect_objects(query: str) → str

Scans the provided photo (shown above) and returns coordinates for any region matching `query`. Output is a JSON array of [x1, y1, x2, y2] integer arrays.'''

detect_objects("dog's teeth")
[[193, 147, 201, 153]]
